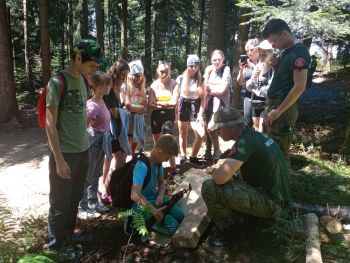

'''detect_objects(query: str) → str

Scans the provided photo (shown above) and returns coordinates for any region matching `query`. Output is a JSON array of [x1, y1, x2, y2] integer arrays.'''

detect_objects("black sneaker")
[[68, 233, 93, 246], [207, 229, 227, 249], [124, 216, 133, 236], [58, 246, 83, 261], [179, 155, 187, 165], [189, 156, 205, 168], [204, 151, 212, 160]]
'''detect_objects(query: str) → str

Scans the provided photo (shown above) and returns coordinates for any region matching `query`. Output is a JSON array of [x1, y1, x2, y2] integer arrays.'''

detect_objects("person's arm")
[[155, 174, 165, 206], [147, 87, 160, 110], [124, 89, 145, 114], [210, 158, 243, 185], [266, 68, 308, 124], [197, 85, 206, 123], [237, 60, 248, 86], [130, 183, 164, 222], [45, 106, 71, 179]]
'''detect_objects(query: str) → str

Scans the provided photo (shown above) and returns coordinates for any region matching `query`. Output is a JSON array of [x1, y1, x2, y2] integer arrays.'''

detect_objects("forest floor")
[[1, 72, 350, 262]]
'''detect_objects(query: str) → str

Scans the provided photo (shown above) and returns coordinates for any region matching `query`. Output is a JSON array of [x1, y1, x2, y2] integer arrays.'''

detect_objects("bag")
[[37, 71, 90, 128], [37, 72, 67, 128], [110, 152, 156, 209]]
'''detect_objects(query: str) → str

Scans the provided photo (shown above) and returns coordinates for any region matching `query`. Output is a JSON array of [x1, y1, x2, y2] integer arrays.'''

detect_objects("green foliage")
[[118, 205, 152, 237], [322, 240, 350, 262], [17, 250, 67, 263]]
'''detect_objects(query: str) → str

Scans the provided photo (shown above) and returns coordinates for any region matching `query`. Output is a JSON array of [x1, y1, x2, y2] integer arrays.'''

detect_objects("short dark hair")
[[155, 134, 179, 157], [262, 19, 291, 39], [73, 39, 104, 63]]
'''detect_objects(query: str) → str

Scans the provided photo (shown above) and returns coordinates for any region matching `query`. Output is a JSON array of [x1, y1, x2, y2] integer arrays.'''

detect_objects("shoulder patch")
[[294, 58, 305, 68]]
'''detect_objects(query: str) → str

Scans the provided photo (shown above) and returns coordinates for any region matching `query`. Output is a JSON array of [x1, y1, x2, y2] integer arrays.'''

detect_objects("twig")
[[122, 231, 134, 263]]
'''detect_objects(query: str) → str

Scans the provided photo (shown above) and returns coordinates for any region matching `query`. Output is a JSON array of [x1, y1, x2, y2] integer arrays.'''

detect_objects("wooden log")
[[305, 213, 323, 263], [171, 168, 212, 248], [319, 215, 342, 234], [292, 203, 350, 222]]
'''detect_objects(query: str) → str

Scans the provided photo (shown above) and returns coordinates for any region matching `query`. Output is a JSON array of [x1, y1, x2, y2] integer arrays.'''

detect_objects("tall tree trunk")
[[121, 0, 128, 60], [144, 0, 152, 83], [237, 8, 250, 55], [95, 0, 104, 50], [39, 0, 51, 83], [67, 0, 74, 60], [185, 0, 193, 55], [0, 0, 22, 124], [60, 0, 65, 69], [207, 0, 228, 60], [198, 0, 206, 58], [81, 0, 89, 38], [23, 0, 34, 93]]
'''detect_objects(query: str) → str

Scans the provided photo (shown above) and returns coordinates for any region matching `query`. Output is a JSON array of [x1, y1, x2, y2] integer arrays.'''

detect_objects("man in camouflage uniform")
[[262, 19, 310, 162], [202, 107, 292, 248]]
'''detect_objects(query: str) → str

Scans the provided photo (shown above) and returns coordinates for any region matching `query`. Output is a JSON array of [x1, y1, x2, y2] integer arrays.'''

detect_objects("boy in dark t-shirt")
[[203, 107, 292, 248], [262, 19, 310, 163]]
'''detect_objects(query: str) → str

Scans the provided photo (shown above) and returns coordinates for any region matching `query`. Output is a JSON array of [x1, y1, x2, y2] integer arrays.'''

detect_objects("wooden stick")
[[305, 213, 323, 263]]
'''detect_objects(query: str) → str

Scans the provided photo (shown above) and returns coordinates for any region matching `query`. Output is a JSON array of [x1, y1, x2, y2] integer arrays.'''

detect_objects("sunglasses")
[[159, 60, 171, 66]]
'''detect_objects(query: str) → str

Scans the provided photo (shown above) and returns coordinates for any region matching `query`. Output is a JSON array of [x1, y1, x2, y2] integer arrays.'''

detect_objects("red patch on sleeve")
[[294, 58, 305, 68], [229, 145, 236, 156]]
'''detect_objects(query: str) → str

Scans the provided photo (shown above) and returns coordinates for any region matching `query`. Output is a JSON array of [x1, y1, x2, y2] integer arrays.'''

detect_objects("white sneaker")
[[78, 208, 101, 220], [213, 149, 222, 160]]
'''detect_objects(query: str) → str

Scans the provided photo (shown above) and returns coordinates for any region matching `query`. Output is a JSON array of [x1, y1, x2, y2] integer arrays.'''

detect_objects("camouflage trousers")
[[201, 178, 281, 231], [263, 99, 298, 163]]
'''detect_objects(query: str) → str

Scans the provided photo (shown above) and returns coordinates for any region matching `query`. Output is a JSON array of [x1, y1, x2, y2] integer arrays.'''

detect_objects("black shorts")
[[111, 138, 123, 153], [178, 96, 200, 122], [150, 108, 175, 134]]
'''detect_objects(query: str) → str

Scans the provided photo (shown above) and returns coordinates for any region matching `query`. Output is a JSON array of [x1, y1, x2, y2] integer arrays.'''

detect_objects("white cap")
[[258, 40, 273, 50], [129, 60, 144, 75]]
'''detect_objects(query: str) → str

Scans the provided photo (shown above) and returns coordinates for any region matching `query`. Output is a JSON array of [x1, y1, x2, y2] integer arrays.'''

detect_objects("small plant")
[[118, 205, 152, 237]]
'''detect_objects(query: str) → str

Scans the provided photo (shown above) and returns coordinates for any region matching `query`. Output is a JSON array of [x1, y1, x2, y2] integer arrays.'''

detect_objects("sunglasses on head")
[[158, 60, 171, 66]]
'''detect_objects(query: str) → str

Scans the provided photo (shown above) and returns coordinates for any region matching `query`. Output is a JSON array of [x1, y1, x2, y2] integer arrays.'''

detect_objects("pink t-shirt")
[[86, 98, 111, 133]]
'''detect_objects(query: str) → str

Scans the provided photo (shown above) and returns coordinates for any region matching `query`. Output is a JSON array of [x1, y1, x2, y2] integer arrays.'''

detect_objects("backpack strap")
[[56, 71, 67, 109], [136, 152, 153, 190]]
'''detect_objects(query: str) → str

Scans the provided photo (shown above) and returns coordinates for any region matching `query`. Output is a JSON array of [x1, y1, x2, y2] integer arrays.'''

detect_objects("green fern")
[[117, 205, 152, 237]]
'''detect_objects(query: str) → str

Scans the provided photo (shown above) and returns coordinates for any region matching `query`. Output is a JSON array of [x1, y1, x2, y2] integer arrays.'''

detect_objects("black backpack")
[[110, 152, 155, 209]]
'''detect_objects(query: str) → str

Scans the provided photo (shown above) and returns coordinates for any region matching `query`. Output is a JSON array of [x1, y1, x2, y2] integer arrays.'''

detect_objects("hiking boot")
[[57, 246, 83, 261], [179, 155, 187, 165], [169, 170, 181, 181], [67, 233, 93, 246], [78, 208, 101, 220], [89, 202, 110, 213], [124, 216, 133, 236], [212, 149, 222, 160], [189, 156, 205, 168], [204, 150, 212, 160]]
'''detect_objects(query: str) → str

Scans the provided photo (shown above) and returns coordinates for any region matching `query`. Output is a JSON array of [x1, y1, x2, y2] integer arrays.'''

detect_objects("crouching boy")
[[127, 134, 184, 237]]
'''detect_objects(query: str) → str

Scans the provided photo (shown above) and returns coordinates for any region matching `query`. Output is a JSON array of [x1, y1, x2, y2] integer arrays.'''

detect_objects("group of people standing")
[[44, 17, 311, 258]]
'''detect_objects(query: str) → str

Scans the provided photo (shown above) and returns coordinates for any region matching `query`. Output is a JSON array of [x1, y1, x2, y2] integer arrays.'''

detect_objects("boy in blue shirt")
[[127, 134, 184, 237]]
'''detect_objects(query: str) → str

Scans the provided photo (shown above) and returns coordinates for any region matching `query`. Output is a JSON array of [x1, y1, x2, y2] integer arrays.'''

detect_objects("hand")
[[56, 159, 71, 179], [266, 109, 281, 125], [238, 60, 248, 69], [154, 209, 164, 223], [253, 68, 261, 81], [155, 195, 163, 206], [269, 55, 279, 68]]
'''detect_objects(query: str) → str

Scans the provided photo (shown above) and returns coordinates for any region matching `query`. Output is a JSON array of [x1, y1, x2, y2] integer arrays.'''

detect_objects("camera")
[[240, 55, 248, 64]]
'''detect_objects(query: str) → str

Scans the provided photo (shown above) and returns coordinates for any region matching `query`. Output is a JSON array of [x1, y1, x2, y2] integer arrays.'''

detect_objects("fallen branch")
[[305, 213, 323, 263], [292, 203, 350, 222]]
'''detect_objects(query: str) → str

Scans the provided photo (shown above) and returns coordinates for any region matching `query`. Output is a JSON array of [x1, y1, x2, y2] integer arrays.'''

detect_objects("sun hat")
[[187, 54, 200, 66], [74, 39, 105, 63], [209, 107, 246, 131], [129, 60, 144, 75], [257, 40, 273, 50]]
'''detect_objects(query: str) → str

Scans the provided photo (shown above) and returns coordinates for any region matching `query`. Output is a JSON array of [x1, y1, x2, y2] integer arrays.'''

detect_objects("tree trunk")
[[59, 0, 65, 69], [23, 0, 34, 94], [206, 0, 228, 60], [121, 0, 128, 60], [237, 8, 250, 55], [95, 0, 104, 50], [144, 0, 152, 83], [185, 0, 193, 56], [0, 0, 22, 124], [197, 0, 206, 58], [81, 0, 89, 38], [340, 119, 350, 161], [39, 0, 51, 84], [67, 0, 74, 60]]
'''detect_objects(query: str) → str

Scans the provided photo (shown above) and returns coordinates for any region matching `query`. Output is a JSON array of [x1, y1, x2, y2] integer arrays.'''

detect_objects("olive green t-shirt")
[[229, 128, 292, 204], [268, 43, 310, 100], [46, 71, 89, 153]]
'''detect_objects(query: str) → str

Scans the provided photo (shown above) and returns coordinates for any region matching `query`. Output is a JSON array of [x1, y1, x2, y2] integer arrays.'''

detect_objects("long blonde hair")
[[126, 73, 146, 104], [182, 67, 203, 97]]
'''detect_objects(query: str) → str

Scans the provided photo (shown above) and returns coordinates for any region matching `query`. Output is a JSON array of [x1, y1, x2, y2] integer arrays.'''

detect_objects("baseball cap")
[[129, 60, 144, 75], [209, 107, 246, 131], [74, 39, 105, 64], [187, 54, 200, 66], [258, 40, 273, 51]]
